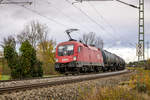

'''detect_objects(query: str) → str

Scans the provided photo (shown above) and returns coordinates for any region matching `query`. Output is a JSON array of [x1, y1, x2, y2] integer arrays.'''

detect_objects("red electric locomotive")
[[55, 40, 104, 73]]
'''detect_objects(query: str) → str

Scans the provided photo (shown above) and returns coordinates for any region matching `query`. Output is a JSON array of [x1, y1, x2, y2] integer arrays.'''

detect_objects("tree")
[[2, 38, 43, 79], [2, 36, 22, 79], [79, 32, 103, 49], [1, 36, 16, 49], [20, 40, 43, 77], [37, 39, 56, 74], [17, 20, 48, 49], [17, 20, 56, 75]]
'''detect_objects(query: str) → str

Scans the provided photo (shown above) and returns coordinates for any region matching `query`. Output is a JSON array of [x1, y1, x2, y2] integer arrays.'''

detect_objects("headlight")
[[73, 56, 77, 61], [55, 58, 58, 62]]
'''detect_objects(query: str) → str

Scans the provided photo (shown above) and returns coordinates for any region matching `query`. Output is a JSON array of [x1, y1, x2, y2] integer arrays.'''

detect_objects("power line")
[[66, 0, 106, 33], [0, 0, 3, 4], [66, 0, 120, 44], [66, 0, 125, 44], [86, 1, 131, 44], [19, 5, 71, 28], [43, 0, 92, 32], [87, 2, 120, 39]]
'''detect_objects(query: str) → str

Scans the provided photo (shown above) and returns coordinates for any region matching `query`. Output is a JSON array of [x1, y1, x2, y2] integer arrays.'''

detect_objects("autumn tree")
[[79, 32, 103, 49], [37, 39, 56, 74], [17, 20, 48, 49], [17, 20, 56, 75]]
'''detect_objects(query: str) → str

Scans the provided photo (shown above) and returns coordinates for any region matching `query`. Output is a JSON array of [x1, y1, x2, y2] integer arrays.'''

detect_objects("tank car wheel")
[[111, 68, 115, 71], [102, 67, 106, 72], [95, 66, 101, 72]]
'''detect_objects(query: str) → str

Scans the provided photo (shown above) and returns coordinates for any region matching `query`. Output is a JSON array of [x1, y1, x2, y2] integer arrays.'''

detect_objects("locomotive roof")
[[58, 41, 100, 51]]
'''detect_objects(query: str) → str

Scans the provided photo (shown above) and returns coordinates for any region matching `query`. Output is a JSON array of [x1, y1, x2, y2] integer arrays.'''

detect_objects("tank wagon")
[[55, 40, 125, 74]]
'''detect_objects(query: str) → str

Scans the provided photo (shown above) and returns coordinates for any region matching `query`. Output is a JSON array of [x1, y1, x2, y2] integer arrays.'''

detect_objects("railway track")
[[0, 69, 129, 94]]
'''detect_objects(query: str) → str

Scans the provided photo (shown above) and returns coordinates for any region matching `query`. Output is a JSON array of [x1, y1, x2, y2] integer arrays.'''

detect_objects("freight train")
[[55, 29, 125, 74], [55, 40, 125, 74]]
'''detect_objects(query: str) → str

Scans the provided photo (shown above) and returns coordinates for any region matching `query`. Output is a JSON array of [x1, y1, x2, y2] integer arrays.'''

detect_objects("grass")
[[78, 68, 150, 100], [1, 75, 10, 80], [78, 86, 144, 100], [0, 74, 62, 80]]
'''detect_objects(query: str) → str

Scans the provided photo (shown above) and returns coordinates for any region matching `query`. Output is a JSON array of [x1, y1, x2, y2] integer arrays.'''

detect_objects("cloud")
[[0, 0, 149, 62]]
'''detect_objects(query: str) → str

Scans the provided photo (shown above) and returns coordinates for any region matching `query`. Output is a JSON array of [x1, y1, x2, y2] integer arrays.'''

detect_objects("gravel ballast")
[[0, 72, 134, 100]]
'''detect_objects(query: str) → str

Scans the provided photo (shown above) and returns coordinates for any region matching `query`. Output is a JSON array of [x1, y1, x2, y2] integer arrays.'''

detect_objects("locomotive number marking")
[[62, 58, 68, 61]]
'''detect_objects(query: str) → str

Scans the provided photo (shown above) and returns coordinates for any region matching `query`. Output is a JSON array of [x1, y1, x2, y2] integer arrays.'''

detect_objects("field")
[[79, 68, 150, 100]]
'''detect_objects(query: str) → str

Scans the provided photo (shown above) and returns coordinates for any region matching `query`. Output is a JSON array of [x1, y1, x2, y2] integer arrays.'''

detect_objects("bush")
[[145, 59, 150, 70], [4, 44, 20, 79], [3, 40, 43, 79], [129, 69, 150, 94], [20, 40, 43, 78], [31, 60, 43, 77]]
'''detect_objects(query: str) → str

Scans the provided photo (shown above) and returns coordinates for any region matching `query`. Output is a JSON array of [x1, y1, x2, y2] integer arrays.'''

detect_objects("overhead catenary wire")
[[86, 1, 138, 49], [0, 0, 3, 3], [87, 2, 120, 39], [66, 0, 117, 44], [66, 0, 122, 43], [71, 0, 138, 50], [20, 0, 119, 43], [43, 0, 92, 33], [18, 5, 72, 29], [65, 0, 106, 33], [4, 0, 134, 49], [85, 1, 122, 42]]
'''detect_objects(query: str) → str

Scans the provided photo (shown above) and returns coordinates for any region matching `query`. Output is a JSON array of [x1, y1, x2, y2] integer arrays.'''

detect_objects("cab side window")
[[78, 46, 82, 52]]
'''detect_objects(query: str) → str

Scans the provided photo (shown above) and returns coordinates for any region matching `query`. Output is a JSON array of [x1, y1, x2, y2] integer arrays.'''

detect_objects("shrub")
[[31, 60, 43, 77], [20, 40, 43, 78], [145, 59, 150, 70], [4, 44, 20, 79], [129, 69, 150, 94]]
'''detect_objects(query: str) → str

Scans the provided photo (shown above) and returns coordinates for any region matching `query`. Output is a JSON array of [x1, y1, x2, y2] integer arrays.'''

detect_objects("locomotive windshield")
[[58, 44, 74, 56]]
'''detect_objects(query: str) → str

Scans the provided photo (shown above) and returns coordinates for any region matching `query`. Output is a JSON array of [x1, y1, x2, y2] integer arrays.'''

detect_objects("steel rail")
[[0, 70, 129, 94], [0, 71, 110, 83], [0, 72, 101, 83], [0, 75, 64, 83]]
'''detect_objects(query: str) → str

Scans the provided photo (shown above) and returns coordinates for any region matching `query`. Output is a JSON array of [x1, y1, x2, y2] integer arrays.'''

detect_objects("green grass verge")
[[1, 75, 10, 80]]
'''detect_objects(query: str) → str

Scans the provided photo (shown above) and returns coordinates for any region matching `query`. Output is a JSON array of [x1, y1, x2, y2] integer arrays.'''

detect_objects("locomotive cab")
[[55, 41, 82, 73]]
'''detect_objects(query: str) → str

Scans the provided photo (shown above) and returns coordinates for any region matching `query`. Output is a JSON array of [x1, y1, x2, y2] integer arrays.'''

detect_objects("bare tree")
[[17, 21, 48, 49], [80, 32, 103, 49], [0, 35, 16, 49], [95, 36, 104, 49]]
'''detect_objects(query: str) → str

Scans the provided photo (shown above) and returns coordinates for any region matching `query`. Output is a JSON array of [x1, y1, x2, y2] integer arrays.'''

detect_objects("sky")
[[0, 0, 150, 62]]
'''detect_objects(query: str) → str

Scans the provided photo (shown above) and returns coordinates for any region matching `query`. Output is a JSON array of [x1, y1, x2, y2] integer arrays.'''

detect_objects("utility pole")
[[138, 0, 145, 61], [76, 0, 145, 61]]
